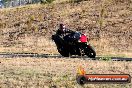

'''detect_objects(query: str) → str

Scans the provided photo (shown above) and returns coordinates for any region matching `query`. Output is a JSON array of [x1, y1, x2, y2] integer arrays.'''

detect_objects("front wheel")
[[57, 47, 70, 57]]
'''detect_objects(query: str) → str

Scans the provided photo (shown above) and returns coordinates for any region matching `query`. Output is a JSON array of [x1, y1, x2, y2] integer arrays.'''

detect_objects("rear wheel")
[[84, 45, 96, 58], [87, 48, 96, 58]]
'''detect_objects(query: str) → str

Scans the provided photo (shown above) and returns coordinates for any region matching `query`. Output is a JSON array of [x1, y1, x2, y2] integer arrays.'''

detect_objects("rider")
[[56, 23, 74, 36], [56, 23, 81, 42]]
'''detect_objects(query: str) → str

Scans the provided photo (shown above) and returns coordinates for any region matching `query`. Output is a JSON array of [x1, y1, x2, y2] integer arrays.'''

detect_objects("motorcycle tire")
[[57, 47, 70, 57], [84, 45, 96, 58]]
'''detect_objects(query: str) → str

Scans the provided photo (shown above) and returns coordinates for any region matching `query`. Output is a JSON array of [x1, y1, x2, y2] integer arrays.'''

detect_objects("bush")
[[71, 0, 85, 3], [99, 57, 112, 61], [40, 0, 55, 4]]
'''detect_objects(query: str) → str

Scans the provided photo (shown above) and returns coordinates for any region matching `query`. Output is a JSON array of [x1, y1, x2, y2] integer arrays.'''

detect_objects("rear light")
[[80, 34, 87, 43]]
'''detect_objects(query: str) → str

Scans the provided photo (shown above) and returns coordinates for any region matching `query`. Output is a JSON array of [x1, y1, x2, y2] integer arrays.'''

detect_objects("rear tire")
[[87, 48, 96, 58], [84, 45, 96, 58]]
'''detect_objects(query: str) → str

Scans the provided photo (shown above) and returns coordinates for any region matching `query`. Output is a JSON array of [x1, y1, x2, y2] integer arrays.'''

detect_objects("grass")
[[0, 57, 131, 88], [0, 0, 131, 57], [0, 1, 131, 87]]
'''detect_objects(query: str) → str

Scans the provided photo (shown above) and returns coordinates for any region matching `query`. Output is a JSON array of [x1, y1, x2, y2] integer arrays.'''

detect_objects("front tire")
[[57, 47, 70, 57], [52, 34, 70, 57]]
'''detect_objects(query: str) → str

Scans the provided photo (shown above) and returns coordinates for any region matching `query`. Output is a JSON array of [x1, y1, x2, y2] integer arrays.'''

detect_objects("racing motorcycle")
[[52, 31, 96, 58]]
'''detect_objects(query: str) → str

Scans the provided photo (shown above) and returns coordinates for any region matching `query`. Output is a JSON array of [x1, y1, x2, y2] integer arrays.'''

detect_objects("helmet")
[[59, 23, 65, 31]]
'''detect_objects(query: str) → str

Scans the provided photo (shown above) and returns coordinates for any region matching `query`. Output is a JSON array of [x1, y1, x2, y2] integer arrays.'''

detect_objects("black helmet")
[[59, 23, 65, 30]]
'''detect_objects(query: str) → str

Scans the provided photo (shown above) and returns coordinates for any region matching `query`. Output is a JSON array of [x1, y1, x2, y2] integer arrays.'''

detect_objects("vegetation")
[[70, 0, 84, 3], [99, 57, 112, 61], [40, 0, 55, 4], [0, 58, 131, 88]]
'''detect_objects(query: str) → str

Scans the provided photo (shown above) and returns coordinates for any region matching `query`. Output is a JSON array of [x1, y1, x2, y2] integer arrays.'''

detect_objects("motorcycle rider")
[[56, 23, 74, 36], [52, 24, 96, 58], [56, 23, 81, 42]]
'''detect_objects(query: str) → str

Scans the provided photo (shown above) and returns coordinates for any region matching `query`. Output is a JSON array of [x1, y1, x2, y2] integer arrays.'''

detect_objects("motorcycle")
[[52, 31, 96, 58]]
